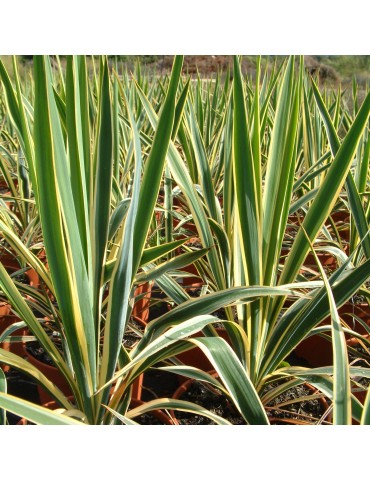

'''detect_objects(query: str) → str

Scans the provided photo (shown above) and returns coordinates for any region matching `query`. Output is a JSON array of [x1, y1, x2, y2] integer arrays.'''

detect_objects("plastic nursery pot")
[[294, 302, 370, 368], [172, 196, 187, 210], [16, 418, 28, 425], [132, 282, 152, 324], [0, 301, 11, 318], [146, 287, 172, 322], [24, 268, 40, 289], [36, 248, 47, 262], [21, 340, 73, 405], [294, 324, 333, 368], [176, 262, 204, 294], [280, 249, 335, 276], [1, 256, 40, 290]]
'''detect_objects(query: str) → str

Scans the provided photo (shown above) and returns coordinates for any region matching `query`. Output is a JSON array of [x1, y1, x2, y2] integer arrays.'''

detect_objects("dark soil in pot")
[[262, 382, 330, 425], [174, 377, 330, 425], [174, 380, 246, 425], [26, 340, 60, 366], [135, 412, 166, 425], [187, 287, 202, 298], [123, 318, 145, 349]]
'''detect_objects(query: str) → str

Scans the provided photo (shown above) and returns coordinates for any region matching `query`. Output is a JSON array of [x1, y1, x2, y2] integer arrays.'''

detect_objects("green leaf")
[[126, 398, 232, 425], [189, 337, 269, 424], [280, 88, 370, 285], [0, 393, 85, 425], [0, 369, 6, 425]]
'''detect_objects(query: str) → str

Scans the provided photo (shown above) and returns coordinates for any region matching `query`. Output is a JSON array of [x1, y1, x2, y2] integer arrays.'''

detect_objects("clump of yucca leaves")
[[0, 55, 369, 425]]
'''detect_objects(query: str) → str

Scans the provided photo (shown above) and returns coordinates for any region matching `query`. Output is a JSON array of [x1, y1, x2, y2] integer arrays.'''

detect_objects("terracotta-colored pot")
[[42, 396, 75, 411], [171, 370, 266, 425], [346, 334, 370, 349], [130, 374, 144, 402], [21, 340, 73, 404], [330, 210, 350, 223], [25, 268, 40, 289], [172, 196, 188, 211], [294, 332, 333, 368], [1, 256, 40, 289], [0, 302, 11, 318], [280, 248, 335, 273], [177, 263, 203, 293], [16, 418, 28, 425], [294, 301, 369, 368], [36, 248, 47, 262]]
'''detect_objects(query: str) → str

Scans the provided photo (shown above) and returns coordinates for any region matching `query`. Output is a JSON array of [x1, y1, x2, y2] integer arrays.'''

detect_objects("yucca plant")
[[127, 55, 370, 424], [0, 55, 218, 424]]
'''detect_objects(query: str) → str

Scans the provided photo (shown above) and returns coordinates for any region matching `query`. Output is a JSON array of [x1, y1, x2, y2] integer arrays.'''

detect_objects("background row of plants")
[[0, 55, 369, 425], [3, 55, 370, 87]]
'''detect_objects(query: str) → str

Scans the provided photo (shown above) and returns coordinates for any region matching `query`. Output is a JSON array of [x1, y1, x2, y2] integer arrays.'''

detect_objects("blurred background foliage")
[[0, 55, 369, 85]]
